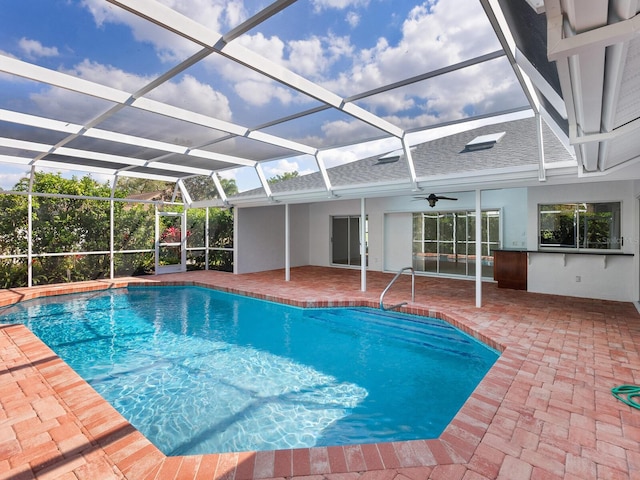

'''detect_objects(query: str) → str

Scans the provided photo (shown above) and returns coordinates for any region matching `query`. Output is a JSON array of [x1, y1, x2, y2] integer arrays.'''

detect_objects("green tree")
[[178, 175, 238, 202], [268, 171, 299, 184], [0, 172, 237, 286], [116, 177, 175, 199]]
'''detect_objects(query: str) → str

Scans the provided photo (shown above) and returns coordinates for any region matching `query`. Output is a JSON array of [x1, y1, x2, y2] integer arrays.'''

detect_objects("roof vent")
[[465, 132, 506, 151]]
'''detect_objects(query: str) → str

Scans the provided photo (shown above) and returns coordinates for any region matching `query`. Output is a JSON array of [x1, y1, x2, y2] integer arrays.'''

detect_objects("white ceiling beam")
[[0, 55, 321, 157], [112, 170, 179, 183], [177, 179, 193, 206], [0, 137, 221, 176], [0, 109, 84, 134], [107, 0, 220, 47], [314, 153, 334, 196], [247, 131, 317, 156], [0, 156, 179, 182], [548, 10, 640, 60], [108, 0, 405, 139], [218, 43, 405, 138], [0, 55, 130, 104], [0, 154, 31, 166], [546, 0, 608, 172], [222, 0, 297, 44], [515, 49, 567, 119], [480, 0, 540, 113], [401, 138, 418, 189], [0, 54, 245, 135], [130, 97, 248, 137], [255, 163, 273, 199], [211, 174, 228, 204], [0, 108, 257, 168]]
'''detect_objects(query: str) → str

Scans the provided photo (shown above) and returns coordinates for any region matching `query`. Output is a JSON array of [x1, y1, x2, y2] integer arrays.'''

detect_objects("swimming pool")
[[0, 286, 498, 455]]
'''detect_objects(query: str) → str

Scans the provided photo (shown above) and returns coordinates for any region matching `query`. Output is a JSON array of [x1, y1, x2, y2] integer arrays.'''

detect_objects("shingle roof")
[[232, 117, 573, 198]]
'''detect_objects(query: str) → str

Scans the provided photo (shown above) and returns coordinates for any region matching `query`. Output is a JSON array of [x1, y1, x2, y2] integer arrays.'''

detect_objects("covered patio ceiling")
[[1, 0, 639, 206]]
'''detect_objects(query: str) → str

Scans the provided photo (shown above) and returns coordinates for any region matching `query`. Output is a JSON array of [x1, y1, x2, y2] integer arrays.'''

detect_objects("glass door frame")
[[155, 208, 187, 274]]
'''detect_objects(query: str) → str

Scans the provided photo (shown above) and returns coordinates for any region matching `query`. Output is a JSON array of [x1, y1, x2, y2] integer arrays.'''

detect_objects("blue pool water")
[[0, 286, 498, 455]]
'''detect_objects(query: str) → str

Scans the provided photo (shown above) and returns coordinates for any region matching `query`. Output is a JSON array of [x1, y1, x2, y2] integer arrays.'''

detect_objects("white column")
[[205, 207, 210, 270], [361, 197, 366, 292], [476, 189, 482, 307], [27, 167, 34, 287], [154, 206, 160, 273], [181, 208, 188, 271], [232, 207, 238, 274], [285, 203, 290, 281], [109, 175, 118, 280], [109, 198, 114, 279]]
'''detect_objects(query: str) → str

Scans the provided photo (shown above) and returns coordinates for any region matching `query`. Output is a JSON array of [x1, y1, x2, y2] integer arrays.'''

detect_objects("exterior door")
[[155, 209, 187, 274], [331, 216, 365, 266]]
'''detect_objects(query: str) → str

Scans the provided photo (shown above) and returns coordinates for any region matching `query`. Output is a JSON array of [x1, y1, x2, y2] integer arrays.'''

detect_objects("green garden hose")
[[612, 385, 640, 409]]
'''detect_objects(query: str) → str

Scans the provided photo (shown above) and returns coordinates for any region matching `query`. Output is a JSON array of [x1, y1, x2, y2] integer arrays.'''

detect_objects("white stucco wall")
[[235, 204, 310, 274], [308, 199, 361, 267], [307, 188, 528, 272], [372, 188, 528, 272], [526, 181, 637, 301], [238, 181, 638, 301]]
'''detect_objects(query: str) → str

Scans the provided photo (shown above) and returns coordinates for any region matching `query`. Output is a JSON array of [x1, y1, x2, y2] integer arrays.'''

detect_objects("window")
[[332, 216, 367, 266], [539, 202, 621, 250], [412, 210, 500, 278]]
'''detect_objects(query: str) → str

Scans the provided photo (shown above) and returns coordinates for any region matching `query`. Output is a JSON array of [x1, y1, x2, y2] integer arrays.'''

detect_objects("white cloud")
[[0, 170, 30, 190], [288, 37, 328, 78], [262, 158, 315, 179], [320, 136, 399, 168], [29, 60, 233, 135], [321, 0, 520, 121], [81, 0, 210, 62], [63, 59, 149, 91], [311, 0, 370, 12], [346, 11, 360, 27], [70, 0, 524, 148], [150, 74, 233, 120], [18, 38, 60, 59], [233, 79, 294, 107], [59, 60, 233, 121]]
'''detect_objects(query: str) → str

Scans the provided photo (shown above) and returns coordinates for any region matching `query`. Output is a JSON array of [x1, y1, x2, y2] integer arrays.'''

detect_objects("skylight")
[[465, 132, 506, 151], [376, 149, 403, 164]]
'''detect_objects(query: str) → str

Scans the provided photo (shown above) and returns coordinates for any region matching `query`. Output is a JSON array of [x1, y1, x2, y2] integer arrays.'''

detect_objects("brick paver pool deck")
[[1, 266, 640, 479]]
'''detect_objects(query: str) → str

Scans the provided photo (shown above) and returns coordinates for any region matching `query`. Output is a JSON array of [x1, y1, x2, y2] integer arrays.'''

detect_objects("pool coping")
[[0, 277, 521, 479]]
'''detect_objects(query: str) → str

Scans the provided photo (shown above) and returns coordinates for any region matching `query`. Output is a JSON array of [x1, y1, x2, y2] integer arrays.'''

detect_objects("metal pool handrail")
[[379, 266, 415, 311]]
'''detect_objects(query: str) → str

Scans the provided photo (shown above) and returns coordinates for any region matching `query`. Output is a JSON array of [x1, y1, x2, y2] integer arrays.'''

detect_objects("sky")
[[0, 0, 528, 192]]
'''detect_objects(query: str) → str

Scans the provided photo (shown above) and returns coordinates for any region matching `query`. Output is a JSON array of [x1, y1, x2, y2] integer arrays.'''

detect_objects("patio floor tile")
[[2, 266, 640, 479]]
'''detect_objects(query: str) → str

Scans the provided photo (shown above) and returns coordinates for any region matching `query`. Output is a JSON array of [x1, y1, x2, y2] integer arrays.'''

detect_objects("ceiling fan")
[[414, 193, 458, 208]]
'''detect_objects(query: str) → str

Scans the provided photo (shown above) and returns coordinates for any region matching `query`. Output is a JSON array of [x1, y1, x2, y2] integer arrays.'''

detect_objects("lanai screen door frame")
[[155, 209, 187, 274]]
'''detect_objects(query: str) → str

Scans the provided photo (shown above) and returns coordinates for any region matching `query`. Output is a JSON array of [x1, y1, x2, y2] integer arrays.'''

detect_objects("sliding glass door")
[[331, 216, 366, 266], [412, 210, 499, 278]]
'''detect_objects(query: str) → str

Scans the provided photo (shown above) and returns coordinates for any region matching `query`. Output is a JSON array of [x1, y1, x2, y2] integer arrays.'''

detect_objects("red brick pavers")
[[2, 266, 640, 479]]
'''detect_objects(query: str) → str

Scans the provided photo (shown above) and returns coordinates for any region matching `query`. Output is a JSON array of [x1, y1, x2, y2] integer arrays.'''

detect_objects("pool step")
[[303, 308, 474, 355]]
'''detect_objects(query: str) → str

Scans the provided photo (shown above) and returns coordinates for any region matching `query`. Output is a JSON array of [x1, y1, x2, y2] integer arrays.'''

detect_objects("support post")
[[27, 167, 34, 287], [475, 189, 482, 307], [205, 207, 210, 270], [361, 197, 366, 292], [285, 203, 290, 281], [110, 175, 117, 280]]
